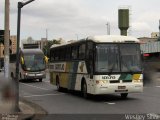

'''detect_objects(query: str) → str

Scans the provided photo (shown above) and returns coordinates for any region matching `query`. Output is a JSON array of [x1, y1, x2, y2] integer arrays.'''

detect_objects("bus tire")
[[121, 93, 128, 99], [39, 79, 42, 82], [11, 73, 14, 79], [82, 81, 88, 99]]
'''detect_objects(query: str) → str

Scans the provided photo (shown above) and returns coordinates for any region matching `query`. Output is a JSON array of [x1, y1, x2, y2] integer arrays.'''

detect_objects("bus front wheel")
[[82, 81, 88, 99], [39, 79, 42, 82], [121, 93, 128, 99]]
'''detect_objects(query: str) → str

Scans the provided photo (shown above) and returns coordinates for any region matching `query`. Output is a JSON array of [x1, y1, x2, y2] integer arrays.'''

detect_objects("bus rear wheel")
[[56, 79, 62, 92], [121, 93, 128, 99]]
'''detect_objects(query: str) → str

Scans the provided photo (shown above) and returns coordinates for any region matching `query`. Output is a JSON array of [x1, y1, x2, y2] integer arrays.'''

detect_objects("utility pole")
[[15, 0, 35, 112], [158, 20, 160, 41], [106, 22, 110, 35], [159, 20, 160, 37], [46, 29, 48, 41], [4, 0, 10, 78], [75, 34, 78, 40]]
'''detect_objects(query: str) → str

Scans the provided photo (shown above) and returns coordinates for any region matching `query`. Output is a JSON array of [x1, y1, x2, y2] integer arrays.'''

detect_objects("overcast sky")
[[0, 0, 160, 41]]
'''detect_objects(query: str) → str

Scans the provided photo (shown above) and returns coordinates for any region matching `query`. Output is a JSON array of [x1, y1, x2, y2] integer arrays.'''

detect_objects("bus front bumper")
[[93, 83, 143, 95], [24, 72, 46, 79]]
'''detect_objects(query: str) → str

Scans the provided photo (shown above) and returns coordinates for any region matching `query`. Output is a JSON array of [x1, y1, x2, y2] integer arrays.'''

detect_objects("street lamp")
[[15, 0, 35, 112]]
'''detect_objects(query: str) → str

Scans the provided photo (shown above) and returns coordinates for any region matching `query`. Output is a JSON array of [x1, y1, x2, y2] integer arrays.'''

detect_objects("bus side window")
[[66, 47, 71, 60], [55, 50, 59, 60], [87, 42, 94, 78], [50, 49, 54, 62], [59, 48, 65, 60], [86, 42, 93, 59], [79, 44, 85, 59], [72, 46, 78, 60]]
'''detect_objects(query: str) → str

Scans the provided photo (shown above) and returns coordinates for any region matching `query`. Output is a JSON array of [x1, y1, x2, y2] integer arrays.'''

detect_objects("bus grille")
[[123, 80, 132, 83], [110, 80, 132, 83], [110, 80, 119, 83]]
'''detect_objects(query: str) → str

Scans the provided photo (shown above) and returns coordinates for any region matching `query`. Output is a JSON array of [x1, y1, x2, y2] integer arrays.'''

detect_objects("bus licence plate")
[[118, 86, 126, 89]]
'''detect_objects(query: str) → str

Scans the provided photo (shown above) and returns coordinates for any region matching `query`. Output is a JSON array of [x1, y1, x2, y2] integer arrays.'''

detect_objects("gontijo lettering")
[[55, 64, 64, 70], [50, 63, 66, 72], [102, 76, 116, 79]]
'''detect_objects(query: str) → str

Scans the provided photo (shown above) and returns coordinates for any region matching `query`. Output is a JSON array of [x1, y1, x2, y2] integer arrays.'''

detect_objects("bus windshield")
[[23, 54, 45, 71], [95, 44, 142, 73], [120, 44, 141, 72]]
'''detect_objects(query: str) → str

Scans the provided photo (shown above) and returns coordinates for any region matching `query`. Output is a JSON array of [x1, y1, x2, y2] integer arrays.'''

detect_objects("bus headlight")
[[22, 71, 28, 76], [133, 79, 142, 83], [96, 80, 108, 84]]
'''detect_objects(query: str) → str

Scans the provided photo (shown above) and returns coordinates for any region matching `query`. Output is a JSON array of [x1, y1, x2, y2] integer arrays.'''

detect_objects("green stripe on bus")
[[119, 74, 132, 80]]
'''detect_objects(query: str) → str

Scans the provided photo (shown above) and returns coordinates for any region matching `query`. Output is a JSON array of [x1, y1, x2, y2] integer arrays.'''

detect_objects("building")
[[138, 32, 159, 43], [10, 35, 17, 54], [0, 44, 4, 58], [0, 35, 17, 58], [151, 32, 159, 38], [35, 38, 47, 50], [138, 37, 157, 43]]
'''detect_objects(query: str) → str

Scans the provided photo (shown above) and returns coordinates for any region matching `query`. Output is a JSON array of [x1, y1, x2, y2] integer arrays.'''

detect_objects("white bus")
[[49, 35, 143, 98], [10, 48, 47, 82]]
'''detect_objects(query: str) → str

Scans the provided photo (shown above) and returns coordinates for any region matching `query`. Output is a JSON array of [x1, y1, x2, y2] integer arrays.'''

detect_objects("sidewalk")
[[0, 98, 47, 120], [19, 98, 47, 119], [0, 72, 47, 119]]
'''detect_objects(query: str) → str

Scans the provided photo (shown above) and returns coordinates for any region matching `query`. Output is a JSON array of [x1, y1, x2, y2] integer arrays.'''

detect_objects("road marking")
[[104, 102, 116, 105], [23, 93, 65, 98], [21, 83, 51, 90], [20, 91, 32, 97], [144, 86, 160, 88], [44, 80, 50, 83]]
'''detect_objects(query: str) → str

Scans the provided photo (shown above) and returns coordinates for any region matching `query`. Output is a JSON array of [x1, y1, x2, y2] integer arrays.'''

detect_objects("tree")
[[43, 39, 61, 57], [27, 36, 34, 43]]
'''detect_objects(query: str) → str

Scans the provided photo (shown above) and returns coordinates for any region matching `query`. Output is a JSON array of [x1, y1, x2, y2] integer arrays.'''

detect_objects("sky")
[[0, 0, 160, 41]]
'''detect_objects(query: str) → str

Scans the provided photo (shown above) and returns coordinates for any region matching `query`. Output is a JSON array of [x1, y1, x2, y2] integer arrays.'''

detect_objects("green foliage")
[[43, 39, 61, 57]]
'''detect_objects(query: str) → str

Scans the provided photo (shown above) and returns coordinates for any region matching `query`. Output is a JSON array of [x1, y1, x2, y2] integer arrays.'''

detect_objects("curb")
[[19, 98, 47, 120]]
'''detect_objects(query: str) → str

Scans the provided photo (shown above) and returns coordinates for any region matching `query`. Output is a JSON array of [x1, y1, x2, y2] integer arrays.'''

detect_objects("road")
[[18, 72, 160, 119]]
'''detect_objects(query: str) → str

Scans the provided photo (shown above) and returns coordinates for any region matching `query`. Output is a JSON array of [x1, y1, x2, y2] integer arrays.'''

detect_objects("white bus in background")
[[49, 35, 143, 99], [10, 44, 47, 82]]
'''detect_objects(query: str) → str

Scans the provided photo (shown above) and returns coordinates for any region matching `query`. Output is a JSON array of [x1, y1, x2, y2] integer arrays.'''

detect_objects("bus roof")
[[21, 49, 44, 54], [87, 35, 139, 43], [50, 35, 139, 49]]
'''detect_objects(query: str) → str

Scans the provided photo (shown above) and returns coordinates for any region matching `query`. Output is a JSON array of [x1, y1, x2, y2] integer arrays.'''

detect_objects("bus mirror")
[[21, 57, 24, 65], [45, 56, 48, 63]]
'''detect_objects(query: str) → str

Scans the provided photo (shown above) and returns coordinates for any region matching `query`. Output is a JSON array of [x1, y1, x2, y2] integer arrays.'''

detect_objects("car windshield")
[[95, 43, 142, 73], [23, 54, 45, 71]]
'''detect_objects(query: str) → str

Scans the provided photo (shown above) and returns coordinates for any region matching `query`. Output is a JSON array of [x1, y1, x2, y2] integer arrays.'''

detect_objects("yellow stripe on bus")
[[133, 74, 141, 80]]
